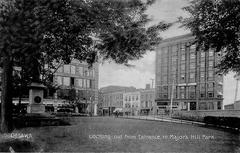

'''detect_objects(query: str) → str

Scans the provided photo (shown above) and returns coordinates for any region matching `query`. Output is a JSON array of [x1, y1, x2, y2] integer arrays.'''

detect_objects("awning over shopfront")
[[113, 108, 123, 112]]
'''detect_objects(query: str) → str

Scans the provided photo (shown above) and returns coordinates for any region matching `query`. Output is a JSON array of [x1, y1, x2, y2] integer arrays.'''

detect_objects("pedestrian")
[[116, 111, 119, 117]]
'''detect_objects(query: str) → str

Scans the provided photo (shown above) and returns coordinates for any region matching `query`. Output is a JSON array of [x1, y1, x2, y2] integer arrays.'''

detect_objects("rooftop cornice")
[[158, 33, 195, 47]]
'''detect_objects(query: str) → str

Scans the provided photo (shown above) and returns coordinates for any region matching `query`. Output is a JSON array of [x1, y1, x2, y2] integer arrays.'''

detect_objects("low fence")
[[172, 110, 240, 122]]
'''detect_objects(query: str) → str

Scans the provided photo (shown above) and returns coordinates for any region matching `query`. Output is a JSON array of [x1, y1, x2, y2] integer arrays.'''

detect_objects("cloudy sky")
[[99, 0, 237, 106]]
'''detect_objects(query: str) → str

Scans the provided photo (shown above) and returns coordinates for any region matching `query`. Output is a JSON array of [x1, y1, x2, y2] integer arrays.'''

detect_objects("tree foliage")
[[1, 0, 170, 77], [179, 0, 240, 74], [0, 0, 170, 132]]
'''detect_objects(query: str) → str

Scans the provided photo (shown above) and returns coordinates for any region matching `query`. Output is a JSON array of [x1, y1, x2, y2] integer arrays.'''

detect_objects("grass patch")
[[0, 139, 40, 152]]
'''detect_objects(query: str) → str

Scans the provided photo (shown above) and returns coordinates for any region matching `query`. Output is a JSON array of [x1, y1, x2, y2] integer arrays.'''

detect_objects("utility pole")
[[150, 78, 154, 88], [170, 79, 174, 117], [234, 73, 240, 102]]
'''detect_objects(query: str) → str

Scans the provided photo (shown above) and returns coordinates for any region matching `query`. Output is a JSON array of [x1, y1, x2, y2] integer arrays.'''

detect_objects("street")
[[16, 117, 240, 152]]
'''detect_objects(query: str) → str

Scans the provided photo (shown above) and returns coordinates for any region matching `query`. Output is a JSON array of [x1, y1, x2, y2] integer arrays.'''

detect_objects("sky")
[[99, 0, 237, 106]]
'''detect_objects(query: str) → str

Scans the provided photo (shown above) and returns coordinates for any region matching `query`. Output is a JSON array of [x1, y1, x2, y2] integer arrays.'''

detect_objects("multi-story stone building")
[[140, 85, 155, 115], [54, 59, 99, 115], [102, 91, 124, 116], [155, 34, 223, 111], [123, 91, 141, 116], [100, 86, 136, 116]]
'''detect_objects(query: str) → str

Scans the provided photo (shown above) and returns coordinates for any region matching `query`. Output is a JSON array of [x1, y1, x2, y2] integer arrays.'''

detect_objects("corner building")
[[155, 34, 223, 111], [54, 59, 99, 114]]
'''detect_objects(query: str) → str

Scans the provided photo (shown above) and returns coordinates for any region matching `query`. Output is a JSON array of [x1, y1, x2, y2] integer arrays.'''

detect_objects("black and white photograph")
[[0, 0, 240, 152]]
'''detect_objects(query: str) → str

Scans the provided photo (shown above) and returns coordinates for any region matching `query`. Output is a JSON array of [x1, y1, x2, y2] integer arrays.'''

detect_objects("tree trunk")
[[1, 55, 13, 133]]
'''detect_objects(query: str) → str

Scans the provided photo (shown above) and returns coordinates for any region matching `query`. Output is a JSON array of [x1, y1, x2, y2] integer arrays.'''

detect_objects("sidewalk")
[[119, 115, 206, 126]]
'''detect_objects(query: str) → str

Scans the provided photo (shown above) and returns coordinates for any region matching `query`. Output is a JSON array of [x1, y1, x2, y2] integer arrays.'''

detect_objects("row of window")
[[57, 65, 94, 77], [157, 60, 215, 75], [124, 95, 140, 101], [56, 76, 94, 89], [157, 91, 217, 99], [141, 101, 153, 108], [157, 83, 221, 92], [158, 71, 216, 84], [199, 101, 222, 110], [160, 49, 214, 60], [103, 94, 123, 102], [124, 103, 139, 108], [103, 100, 123, 107], [160, 43, 214, 56], [140, 94, 154, 101]]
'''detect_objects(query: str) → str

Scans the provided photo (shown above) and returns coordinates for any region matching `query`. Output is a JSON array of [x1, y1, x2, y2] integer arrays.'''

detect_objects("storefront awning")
[[113, 108, 123, 112]]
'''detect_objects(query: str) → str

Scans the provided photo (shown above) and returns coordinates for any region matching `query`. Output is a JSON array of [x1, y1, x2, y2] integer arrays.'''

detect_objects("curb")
[[119, 116, 206, 126]]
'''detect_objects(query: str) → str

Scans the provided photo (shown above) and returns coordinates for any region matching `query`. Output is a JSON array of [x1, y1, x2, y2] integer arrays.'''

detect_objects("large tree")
[[179, 0, 240, 74], [0, 0, 170, 132]]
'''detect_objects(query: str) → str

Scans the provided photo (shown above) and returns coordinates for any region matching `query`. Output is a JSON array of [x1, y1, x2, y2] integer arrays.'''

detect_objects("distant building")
[[225, 101, 240, 110], [0, 59, 99, 115], [155, 34, 223, 111], [234, 100, 240, 110], [224, 104, 234, 110], [123, 91, 141, 116], [100, 86, 136, 116], [53, 59, 99, 115], [140, 85, 155, 115], [100, 86, 136, 93], [97, 91, 104, 115]]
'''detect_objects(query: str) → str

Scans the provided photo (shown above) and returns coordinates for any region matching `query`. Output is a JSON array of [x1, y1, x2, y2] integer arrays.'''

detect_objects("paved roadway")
[[18, 117, 240, 152]]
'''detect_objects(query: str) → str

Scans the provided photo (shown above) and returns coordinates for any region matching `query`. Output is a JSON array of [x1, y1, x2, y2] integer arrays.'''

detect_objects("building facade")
[[155, 34, 223, 111], [102, 91, 124, 116], [100, 86, 136, 116], [140, 87, 155, 115], [224, 104, 234, 110], [123, 91, 141, 116], [225, 100, 240, 110], [53, 59, 99, 115]]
